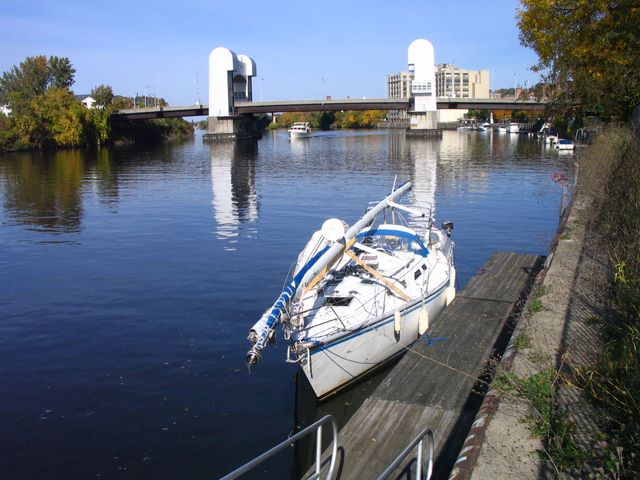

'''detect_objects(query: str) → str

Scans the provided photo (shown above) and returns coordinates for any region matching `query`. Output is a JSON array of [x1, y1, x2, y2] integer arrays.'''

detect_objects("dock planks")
[[308, 252, 544, 479]]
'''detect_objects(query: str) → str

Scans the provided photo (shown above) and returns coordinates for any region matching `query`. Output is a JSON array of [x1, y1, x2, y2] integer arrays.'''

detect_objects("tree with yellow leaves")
[[518, 0, 640, 119]]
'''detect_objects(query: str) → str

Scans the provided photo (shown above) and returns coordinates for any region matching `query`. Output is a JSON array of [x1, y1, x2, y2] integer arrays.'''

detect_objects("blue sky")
[[1, 0, 541, 106]]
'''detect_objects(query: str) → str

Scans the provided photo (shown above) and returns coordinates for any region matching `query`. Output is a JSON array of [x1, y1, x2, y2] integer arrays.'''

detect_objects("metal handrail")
[[219, 415, 338, 480], [376, 428, 434, 480]]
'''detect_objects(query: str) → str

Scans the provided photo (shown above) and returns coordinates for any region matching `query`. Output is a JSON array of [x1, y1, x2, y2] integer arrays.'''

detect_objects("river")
[[0, 129, 572, 479]]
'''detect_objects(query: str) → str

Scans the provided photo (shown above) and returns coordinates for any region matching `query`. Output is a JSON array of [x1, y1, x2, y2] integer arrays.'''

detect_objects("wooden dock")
[[308, 252, 544, 479]]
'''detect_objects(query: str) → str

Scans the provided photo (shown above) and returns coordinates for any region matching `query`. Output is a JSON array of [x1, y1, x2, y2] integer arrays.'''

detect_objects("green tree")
[[319, 112, 335, 130], [48, 56, 75, 89], [467, 109, 491, 121], [112, 95, 134, 110], [0, 55, 76, 113], [518, 0, 640, 119], [0, 55, 50, 109], [91, 84, 114, 108], [32, 88, 88, 147]]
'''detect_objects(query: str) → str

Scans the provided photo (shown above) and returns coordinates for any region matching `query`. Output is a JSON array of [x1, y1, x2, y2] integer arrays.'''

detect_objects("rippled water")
[[0, 129, 573, 479]]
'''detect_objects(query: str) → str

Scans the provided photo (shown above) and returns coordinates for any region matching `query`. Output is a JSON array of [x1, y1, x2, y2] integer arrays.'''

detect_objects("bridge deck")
[[111, 98, 546, 120], [307, 252, 544, 479]]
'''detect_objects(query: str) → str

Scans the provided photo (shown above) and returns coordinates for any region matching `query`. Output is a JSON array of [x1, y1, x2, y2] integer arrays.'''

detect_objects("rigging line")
[[323, 346, 385, 366], [400, 342, 492, 387], [320, 348, 360, 379]]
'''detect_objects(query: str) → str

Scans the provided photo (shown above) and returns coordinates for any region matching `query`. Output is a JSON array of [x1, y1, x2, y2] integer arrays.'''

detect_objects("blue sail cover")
[[259, 244, 331, 334], [355, 228, 429, 256]]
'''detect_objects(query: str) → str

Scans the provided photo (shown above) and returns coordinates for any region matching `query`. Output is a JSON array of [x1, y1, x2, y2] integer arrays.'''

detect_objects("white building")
[[435, 64, 489, 99], [386, 72, 412, 123], [75, 95, 96, 109], [386, 60, 490, 124]]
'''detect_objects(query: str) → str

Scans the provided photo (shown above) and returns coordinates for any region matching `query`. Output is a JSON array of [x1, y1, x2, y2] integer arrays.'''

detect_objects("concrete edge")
[[450, 160, 586, 480]]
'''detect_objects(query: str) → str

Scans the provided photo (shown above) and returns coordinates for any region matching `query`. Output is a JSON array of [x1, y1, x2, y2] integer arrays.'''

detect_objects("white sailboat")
[[246, 182, 456, 398]]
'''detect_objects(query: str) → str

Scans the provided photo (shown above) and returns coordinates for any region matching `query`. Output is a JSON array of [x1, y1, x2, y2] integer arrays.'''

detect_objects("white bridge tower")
[[206, 47, 260, 140], [407, 39, 440, 135]]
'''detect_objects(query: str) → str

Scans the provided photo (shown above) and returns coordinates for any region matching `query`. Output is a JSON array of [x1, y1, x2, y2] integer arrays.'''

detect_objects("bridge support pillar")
[[407, 111, 441, 137], [203, 115, 262, 141]]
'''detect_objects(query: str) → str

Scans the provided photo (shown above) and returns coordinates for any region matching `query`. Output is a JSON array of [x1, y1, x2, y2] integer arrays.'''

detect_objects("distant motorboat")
[[478, 123, 492, 131], [507, 122, 520, 133], [288, 122, 312, 138], [497, 126, 507, 133], [555, 139, 574, 150], [545, 135, 558, 145]]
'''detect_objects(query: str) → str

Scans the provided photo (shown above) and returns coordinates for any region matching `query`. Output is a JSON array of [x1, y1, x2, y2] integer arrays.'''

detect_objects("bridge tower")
[[205, 47, 261, 141], [407, 39, 440, 136]]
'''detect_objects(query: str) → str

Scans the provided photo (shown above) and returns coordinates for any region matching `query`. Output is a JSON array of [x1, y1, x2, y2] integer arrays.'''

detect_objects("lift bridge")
[[111, 41, 546, 140]]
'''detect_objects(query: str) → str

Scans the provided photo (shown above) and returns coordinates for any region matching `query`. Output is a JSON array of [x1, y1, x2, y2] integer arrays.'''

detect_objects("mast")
[[246, 182, 413, 367]]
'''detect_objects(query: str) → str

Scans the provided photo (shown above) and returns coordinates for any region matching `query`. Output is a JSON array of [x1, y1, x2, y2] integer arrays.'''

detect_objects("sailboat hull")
[[300, 281, 452, 399]]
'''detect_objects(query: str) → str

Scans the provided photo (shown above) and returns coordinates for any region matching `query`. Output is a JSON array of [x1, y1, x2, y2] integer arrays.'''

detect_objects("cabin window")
[[414, 270, 422, 280], [326, 296, 353, 307]]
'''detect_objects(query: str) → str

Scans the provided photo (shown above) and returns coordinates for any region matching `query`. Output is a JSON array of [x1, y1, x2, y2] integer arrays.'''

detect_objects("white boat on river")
[[288, 122, 311, 138], [246, 182, 456, 398]]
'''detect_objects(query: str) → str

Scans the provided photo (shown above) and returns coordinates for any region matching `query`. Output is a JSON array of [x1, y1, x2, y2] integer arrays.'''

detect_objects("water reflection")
[[209, 140, 259, 251], [0, 129, 573, 480], [406, 136, 439, 218], [92, 148, 120, 206], [1, 150, 85, 234]]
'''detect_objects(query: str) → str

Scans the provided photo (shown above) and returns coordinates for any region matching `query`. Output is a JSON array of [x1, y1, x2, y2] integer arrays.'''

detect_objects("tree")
[[112, 95, 134, 110], [0, 55, 76, 112], [468, 109, 491, 121], [32, 87, 88, 146], [518, 0, 640, 119], [48, 56, 75, 89], [0, 55, 50, 106], [91, 84, 114, 108]]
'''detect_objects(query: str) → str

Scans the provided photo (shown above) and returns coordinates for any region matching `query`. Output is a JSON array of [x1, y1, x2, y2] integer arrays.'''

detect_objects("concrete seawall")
[[454, 160, 610, 479]]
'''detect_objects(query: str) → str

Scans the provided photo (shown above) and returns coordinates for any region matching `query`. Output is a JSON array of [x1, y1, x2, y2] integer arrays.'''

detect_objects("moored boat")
[[507, 122, 520, 133], [288, 122, 311, 138], [246, 182, 456, 398], [555, 138, 574, 150]]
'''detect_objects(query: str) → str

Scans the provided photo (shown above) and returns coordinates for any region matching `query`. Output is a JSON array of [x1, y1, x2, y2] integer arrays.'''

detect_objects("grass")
[[512, 330, 532, 350], [492, 128, 640, 477], [528, 285, 546, 314], [493, 366, 583, 470], [492, 368, 555, 436], [569, 127, 640, 477]]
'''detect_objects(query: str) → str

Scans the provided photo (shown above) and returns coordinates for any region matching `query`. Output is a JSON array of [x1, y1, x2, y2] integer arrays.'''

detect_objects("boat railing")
[[219, 414, 338, 480], [375, 428, 435, 480]]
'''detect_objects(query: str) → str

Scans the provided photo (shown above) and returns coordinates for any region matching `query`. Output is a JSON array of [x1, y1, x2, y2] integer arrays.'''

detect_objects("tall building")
[[435, 64, 490, 99], [387, 71, 413, 100], [386, 63, 490, 123], [386, 71, 413, 123]]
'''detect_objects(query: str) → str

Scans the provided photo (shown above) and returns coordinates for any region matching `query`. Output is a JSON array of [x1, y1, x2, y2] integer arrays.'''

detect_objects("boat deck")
[[307, 251, 544, 479]]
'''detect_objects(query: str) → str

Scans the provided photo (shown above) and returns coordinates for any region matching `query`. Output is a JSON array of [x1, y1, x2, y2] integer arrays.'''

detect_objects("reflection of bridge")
[[112, 97, 545, 120]]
